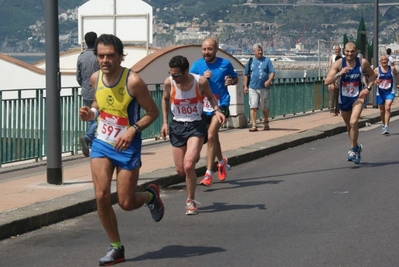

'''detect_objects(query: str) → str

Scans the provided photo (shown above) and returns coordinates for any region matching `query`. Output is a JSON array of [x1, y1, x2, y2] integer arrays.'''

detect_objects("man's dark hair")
[[84, 32, 97, 48], [94, 34, 125, 57], [387, 48, 392, 55], [169, 55, 189, 72]]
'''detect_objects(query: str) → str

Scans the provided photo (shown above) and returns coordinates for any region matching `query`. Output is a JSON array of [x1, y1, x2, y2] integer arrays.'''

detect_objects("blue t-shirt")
[[190, 57, 238, 109], [244, 56, 275, 89]]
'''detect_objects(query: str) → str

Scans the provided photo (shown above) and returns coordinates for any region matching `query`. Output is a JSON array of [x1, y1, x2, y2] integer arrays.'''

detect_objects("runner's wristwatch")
[[132, 124, 141, 132], [366, 86, 371, 91]]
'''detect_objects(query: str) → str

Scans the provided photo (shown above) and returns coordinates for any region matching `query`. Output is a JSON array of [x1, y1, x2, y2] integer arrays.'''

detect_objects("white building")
[[0, 0, 246, 127]]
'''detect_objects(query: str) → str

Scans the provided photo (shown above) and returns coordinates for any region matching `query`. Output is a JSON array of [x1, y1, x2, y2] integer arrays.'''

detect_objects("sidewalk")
[[1, 102, 398, 240]]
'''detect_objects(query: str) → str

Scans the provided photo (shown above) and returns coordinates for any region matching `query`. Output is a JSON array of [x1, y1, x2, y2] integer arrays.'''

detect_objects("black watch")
[[132, 124, 141, 133], [366, 86, 371, 91]]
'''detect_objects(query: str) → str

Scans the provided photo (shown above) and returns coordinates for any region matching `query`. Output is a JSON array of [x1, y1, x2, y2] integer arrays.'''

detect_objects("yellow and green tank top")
[[95, 68, 141, 145]]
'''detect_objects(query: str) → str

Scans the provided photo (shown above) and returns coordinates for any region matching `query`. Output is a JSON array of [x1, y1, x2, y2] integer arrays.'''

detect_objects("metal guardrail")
[[1, 77, 328, 166], [243, 76, 328, 121]]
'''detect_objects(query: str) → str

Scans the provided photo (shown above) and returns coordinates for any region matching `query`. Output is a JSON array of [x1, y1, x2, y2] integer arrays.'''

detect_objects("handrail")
[[0, 76, 328, 166]]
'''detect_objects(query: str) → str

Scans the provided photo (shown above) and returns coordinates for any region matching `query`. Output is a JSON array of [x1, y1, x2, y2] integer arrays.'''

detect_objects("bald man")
[[190, 37, 238, 186], [325, 41, 376, 164]]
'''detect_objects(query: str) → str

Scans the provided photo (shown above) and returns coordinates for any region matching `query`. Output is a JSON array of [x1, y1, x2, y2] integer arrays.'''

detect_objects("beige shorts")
[[249, 88, 270, 111]]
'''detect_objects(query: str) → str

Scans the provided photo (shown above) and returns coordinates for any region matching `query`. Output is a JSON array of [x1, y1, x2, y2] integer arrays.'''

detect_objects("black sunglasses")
[[168, 72, 183, 78]]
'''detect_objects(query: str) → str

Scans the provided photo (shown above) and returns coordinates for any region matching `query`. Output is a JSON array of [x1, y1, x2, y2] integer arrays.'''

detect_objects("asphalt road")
[[1, 119, 399, 267]]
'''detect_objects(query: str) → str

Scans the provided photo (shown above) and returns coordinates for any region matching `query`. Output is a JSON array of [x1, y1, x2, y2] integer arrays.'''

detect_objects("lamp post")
[[45, 0, 63, 184], [371, 0, 379, 108], [318, 39, 321, 77]]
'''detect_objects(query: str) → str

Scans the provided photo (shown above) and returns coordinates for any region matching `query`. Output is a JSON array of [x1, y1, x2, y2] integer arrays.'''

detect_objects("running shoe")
[[383, 126, 390, 135], [199, 173, 213, 186], [381, 125, 387, 135], [217, 157, 228, 181], [99, 246, 125, 266], [185, 199, 200, 215], [79, 136, 90, 157], [145, 184, 164, 222], [347, 148, 356, 161], [354, 144, 363, 164]]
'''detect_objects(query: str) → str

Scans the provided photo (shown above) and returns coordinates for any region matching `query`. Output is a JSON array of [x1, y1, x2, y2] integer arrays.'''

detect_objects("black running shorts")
[[169, 119, 207, 147]]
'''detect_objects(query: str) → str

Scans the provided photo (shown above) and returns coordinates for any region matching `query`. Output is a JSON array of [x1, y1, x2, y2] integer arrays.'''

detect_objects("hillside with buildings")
[[1, 0, 399, 54]]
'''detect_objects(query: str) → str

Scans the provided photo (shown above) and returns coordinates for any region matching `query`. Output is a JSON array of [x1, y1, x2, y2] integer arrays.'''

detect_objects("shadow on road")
[[130, 245, 226, 261], [199, 202, 267, 213]]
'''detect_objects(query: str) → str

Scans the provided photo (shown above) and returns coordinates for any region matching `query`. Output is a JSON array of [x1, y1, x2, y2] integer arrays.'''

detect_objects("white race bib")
[[96, 112, 128, 145], [203, 95, 220, 113], [379, 79, 392, 90], [173, 98, 201, 116], [342, 81, 359, 97]]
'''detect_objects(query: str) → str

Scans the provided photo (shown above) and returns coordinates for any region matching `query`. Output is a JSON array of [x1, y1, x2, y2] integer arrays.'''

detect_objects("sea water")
[[15, 55, 324, 79]]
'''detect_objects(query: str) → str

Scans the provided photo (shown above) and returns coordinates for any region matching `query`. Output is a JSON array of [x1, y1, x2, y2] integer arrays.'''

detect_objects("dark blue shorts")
[[339, 97, 357, 112]]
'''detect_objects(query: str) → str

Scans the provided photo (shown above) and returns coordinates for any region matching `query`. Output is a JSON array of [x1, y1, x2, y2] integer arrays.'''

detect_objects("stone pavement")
[[1, 102, 398, 241]]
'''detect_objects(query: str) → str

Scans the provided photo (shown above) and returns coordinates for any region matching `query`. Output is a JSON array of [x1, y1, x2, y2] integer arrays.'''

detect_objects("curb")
[[0, 109, 397, 241]]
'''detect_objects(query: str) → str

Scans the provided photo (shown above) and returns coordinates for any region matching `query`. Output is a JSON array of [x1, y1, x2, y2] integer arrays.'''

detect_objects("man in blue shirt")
[[190, 37, 238, 186], [243, 43, 275, 131]]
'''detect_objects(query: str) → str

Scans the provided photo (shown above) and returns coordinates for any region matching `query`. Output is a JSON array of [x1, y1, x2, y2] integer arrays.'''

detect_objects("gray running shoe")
[[381, 125, 387, 135], [79, 136, 90, 157], [383, 126, 390, 135], [146, 184, 164, 222], [347, 149, 356, 161], [354, 144, 363, 164], [99, 246, 125, 266]]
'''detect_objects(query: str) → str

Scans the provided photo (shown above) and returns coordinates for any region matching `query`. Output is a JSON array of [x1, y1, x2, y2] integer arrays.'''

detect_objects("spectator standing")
[[190, 37, 238, 187], [243, 43, 275, 131], [327, 45, 342, 116], [161, 55, 225, 215], [386, 48, 395, 67], [328, 55, 342, 116], [328, 45, 342, 70], [386, 48, 399, 94], [77, 31, 100, 157]]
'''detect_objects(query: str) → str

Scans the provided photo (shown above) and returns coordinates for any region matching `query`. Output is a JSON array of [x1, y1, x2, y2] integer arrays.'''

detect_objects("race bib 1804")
[[172, 97, 200, 115], [96, 112, 128, 144]]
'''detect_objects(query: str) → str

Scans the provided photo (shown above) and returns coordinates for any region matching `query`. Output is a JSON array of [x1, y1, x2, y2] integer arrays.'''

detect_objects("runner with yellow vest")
[[79, 34, 164, 266]]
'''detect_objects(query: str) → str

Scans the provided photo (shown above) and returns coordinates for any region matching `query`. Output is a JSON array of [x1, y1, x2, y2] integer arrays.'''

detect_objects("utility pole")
[[45, 0, 63, 184], [372, 0, 379, 108]]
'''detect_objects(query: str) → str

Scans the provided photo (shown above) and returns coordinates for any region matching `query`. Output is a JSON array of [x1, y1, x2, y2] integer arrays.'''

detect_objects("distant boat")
[[276, 57, 295, 62], [238, 58, 249, 65]]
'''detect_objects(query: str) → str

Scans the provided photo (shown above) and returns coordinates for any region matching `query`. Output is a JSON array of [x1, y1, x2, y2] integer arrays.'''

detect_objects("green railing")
[[244, 76, 328, 121], [1, 78, 328, 166]]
